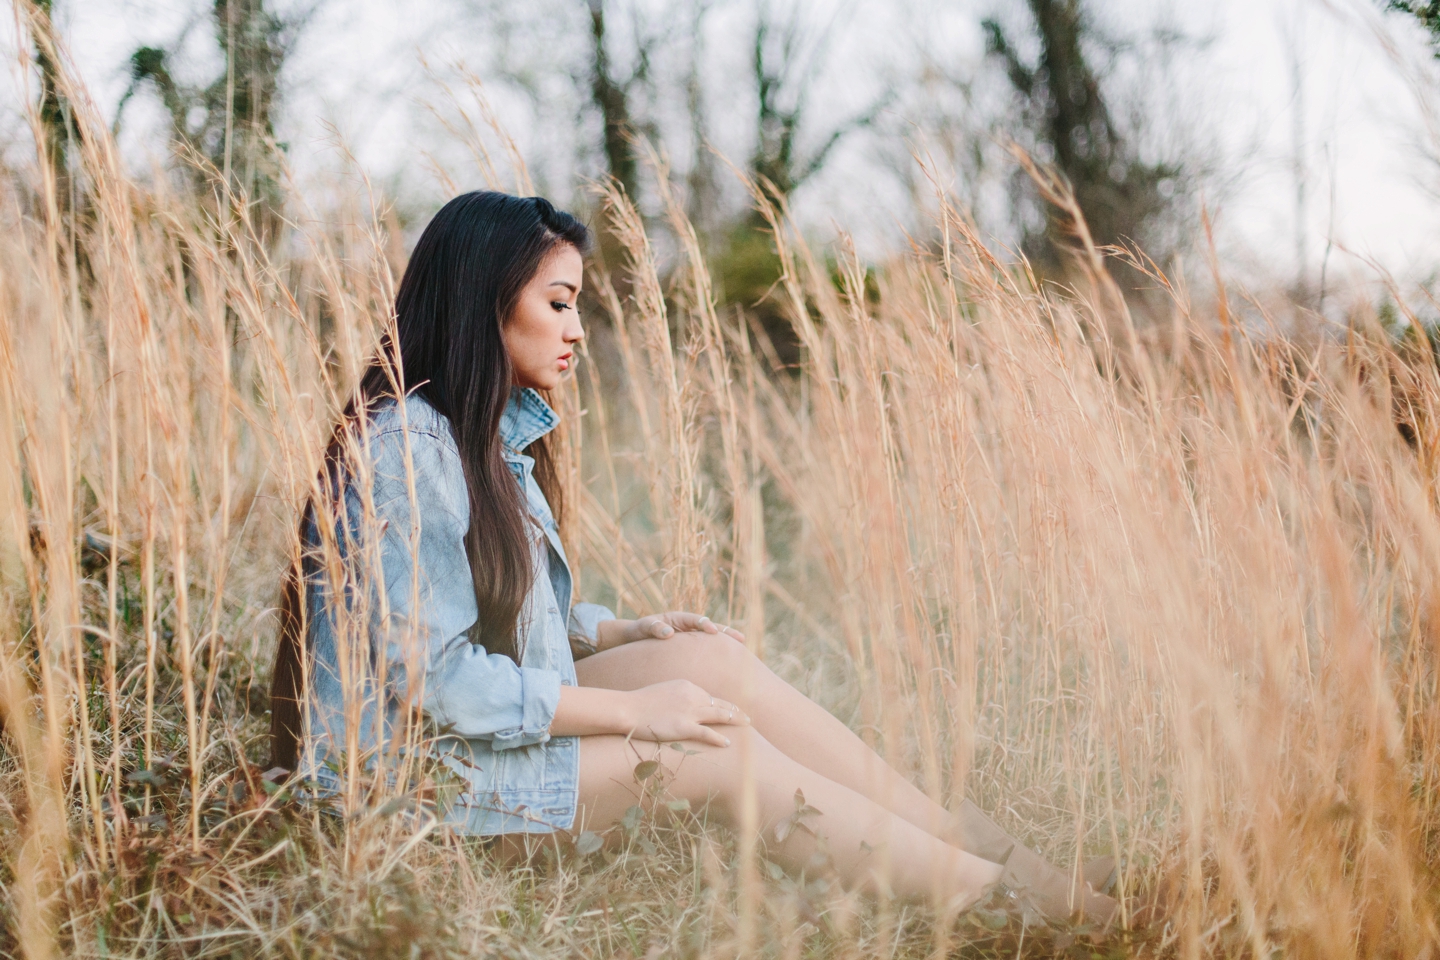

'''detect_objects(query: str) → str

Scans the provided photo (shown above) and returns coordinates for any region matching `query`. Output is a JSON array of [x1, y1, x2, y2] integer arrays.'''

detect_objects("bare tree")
[[684, 0, 719, 238], [31, 0, 82, 207], [587, 0, 653, 202], [749, 3, 893, 204], [119, 0, 305, 243], [984, 0, 1179, 276], [1385, 0, 1440, 44]]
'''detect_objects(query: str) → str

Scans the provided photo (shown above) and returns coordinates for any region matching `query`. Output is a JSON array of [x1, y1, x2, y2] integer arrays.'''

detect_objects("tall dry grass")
[[1, 31, 1438, 960]]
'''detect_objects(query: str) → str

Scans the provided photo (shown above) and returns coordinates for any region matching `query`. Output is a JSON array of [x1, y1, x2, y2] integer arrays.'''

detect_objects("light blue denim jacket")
[[300, 388, 613, 834]]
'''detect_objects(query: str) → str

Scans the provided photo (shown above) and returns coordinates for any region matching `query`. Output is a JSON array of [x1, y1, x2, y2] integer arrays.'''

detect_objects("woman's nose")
[[565, 314, 585, 343]]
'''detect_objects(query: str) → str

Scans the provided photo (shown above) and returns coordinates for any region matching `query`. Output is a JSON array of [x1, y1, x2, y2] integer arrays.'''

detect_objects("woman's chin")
[[544, 369, 577, 390], [514, 373, 561, 391]]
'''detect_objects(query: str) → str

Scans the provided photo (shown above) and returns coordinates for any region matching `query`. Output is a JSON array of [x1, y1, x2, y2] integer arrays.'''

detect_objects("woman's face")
[[503, 244, 585, 391]]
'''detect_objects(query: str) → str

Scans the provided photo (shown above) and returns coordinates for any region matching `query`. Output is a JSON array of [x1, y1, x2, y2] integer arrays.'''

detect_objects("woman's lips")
[[558, 353, 573, 370]]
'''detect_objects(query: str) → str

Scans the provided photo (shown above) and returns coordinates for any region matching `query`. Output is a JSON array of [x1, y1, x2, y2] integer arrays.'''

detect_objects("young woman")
[[268, 191, 1118, 922]]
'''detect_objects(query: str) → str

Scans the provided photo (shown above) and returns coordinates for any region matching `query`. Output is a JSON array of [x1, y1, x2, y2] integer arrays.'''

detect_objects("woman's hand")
[[595, 612, 745, 652], [620, 679, 751, 747]]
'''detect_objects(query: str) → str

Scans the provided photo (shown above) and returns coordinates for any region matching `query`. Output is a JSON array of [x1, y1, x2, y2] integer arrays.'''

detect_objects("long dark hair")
[[269, 191, 590, 772]]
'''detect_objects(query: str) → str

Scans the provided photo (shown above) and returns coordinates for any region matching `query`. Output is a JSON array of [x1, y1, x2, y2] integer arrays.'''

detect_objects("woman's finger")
[[684, 612, 743, 640], [664, 611, 718, 634], [689, 724, 731, 748], [702, 700, 750, 726], [636, 616, 675, 640]]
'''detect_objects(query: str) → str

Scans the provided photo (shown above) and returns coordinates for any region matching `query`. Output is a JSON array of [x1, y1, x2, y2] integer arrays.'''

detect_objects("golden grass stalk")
[[596, 176, 709, 612]]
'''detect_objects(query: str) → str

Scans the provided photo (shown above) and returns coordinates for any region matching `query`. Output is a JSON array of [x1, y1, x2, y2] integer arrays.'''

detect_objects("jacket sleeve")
[[566, 601, 617, 656], [366, 425, 561, 750]]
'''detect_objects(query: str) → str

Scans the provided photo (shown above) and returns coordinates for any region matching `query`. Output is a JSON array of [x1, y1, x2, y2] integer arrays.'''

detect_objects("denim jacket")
[[300, 387, 613, 834]]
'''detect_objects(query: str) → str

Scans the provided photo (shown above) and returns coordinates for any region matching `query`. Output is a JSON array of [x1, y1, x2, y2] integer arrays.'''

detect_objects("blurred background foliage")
[[26, 0, 1440, 342], [24, 0, 1234, 353]]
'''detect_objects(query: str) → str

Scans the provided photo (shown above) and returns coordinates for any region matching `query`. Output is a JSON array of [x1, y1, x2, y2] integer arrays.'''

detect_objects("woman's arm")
[[550, 679, 750, 747], [366, 423, 561, 749]]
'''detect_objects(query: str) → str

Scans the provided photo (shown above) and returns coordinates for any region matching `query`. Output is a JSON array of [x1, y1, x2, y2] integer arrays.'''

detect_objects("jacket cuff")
[[567, 601, 617, 654], [488, 666, 562, 750]]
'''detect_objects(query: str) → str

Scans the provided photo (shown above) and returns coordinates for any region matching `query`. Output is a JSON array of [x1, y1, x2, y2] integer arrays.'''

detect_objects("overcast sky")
[[6, 0, 1440, 293]]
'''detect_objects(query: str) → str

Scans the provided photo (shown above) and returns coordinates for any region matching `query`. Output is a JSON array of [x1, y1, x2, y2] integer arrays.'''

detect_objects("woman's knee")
[[671, 631, 759, 691]]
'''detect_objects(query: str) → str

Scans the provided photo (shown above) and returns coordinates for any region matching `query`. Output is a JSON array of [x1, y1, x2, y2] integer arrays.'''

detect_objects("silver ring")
[[728, 707, 735, 722], [709, 697, 715, 707]]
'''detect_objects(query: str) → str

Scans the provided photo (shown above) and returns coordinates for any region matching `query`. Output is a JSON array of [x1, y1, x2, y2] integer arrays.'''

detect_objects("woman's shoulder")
[[366, 393, 455, 448]]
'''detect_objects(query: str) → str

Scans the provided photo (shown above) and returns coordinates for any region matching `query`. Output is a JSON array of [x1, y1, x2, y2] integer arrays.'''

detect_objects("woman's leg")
[[575, 633, 964, 844], [573, 725, 1003, 909], [574, 634, 1119, 924]]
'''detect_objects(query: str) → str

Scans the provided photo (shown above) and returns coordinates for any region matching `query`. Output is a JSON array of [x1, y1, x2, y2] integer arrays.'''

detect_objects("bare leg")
[[574, 634, 1120, 924], [572, 725, 1003, 909], [575, 634, 964, 844]]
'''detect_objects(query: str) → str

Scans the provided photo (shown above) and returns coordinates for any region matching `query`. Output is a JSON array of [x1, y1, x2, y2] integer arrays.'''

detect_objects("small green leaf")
[[432, 778, 464, 814], [376, 797, 410, 817], [763, 859, 786, 881], [665, 798, 691, 813], [620, 805, 643, 832], [633, 760, 660, 781], [574, 831, 603, 855], [974, 907, 1009, 930]]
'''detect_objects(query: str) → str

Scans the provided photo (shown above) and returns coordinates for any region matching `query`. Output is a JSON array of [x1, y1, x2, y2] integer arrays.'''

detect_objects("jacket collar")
[[499, 387, 559, 455]]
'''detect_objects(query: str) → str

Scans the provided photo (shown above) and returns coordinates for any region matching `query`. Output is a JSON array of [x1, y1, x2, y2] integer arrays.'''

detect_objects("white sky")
[[6, 0, 1440, 290]]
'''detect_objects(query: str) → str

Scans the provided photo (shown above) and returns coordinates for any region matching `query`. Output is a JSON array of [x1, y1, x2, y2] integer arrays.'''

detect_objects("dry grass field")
[[0, 55, 1438, 960]]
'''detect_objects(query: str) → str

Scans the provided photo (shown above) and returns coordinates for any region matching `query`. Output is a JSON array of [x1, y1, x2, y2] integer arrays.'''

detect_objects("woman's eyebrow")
[[548, 280, 578, 294]]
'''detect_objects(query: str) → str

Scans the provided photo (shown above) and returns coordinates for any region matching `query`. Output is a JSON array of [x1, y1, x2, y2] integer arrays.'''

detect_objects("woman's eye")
[[550, 301, 569, 312]]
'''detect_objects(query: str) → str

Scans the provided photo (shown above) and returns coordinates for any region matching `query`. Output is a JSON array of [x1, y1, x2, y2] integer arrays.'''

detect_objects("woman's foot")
[[1080, 855, 1118, 896], [955, 800, 1120, 927], [940, 854, 1008, 917]]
